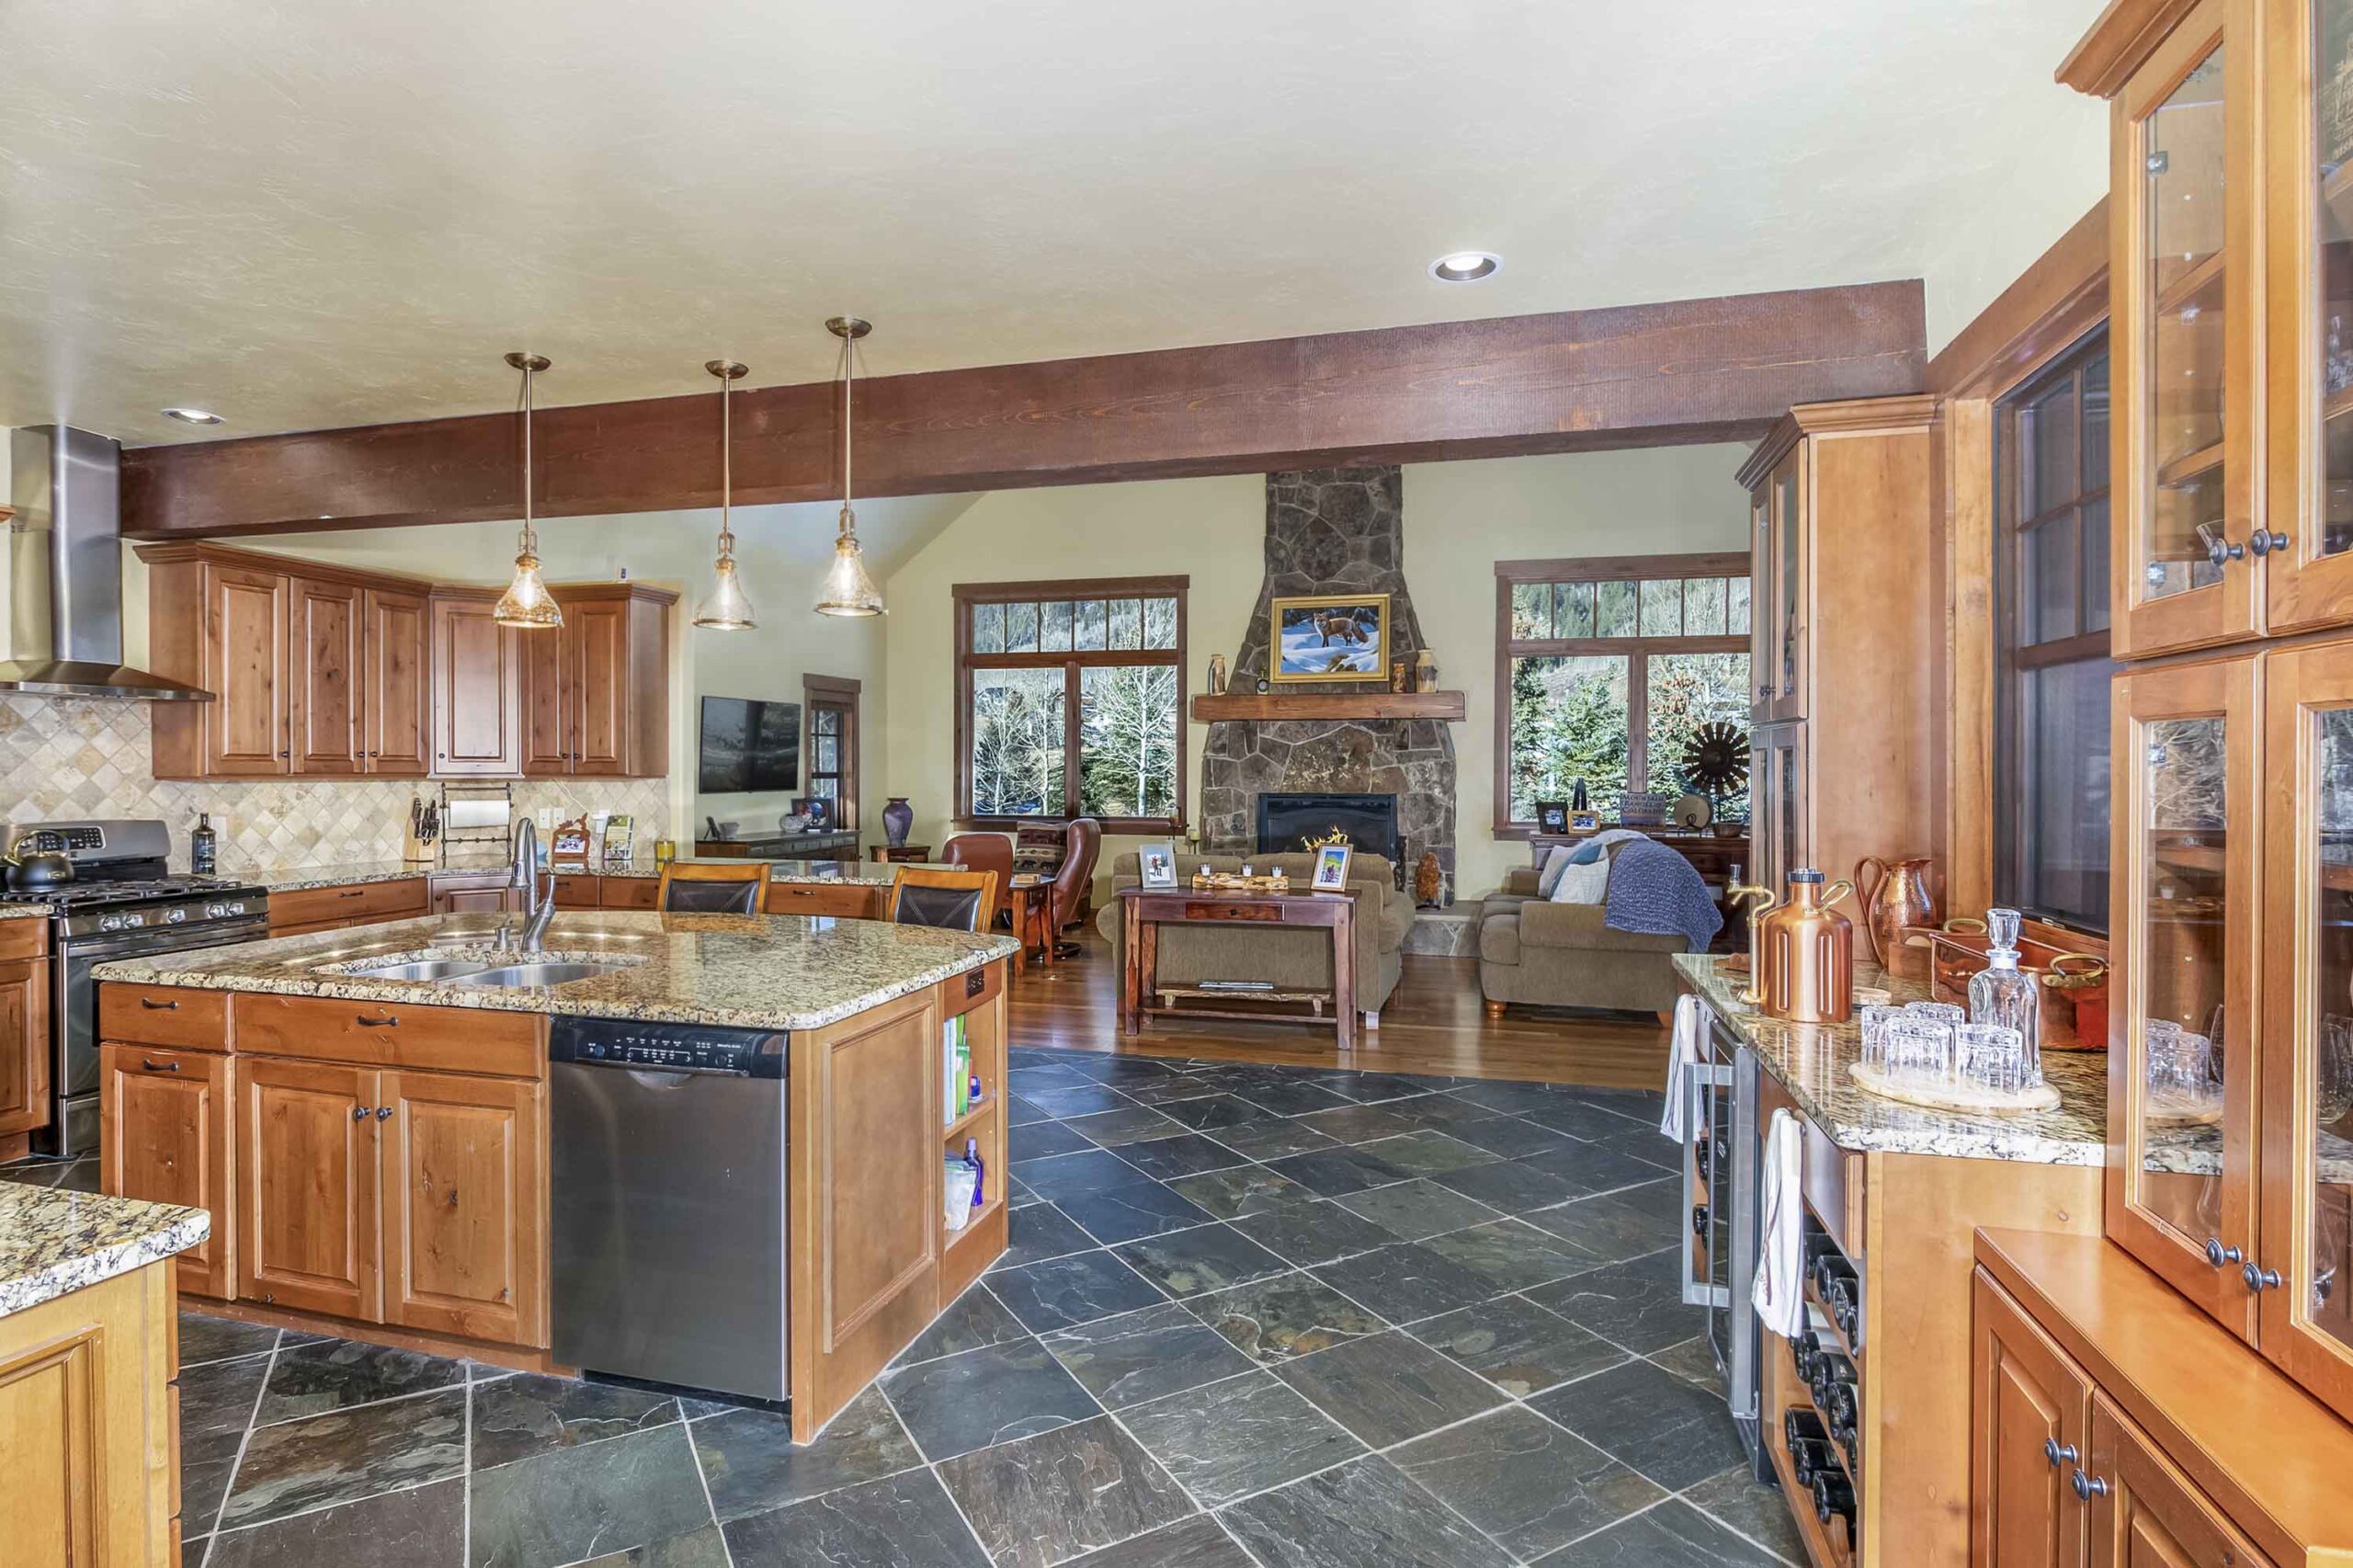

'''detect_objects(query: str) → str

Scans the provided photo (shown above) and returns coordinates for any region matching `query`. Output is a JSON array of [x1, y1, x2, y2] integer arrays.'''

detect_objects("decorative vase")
[[1208, 653, 1228, 697], [1415, 649, 1438, 690], [882, 798, 915, 847], [1852, 855, 1936, 969]]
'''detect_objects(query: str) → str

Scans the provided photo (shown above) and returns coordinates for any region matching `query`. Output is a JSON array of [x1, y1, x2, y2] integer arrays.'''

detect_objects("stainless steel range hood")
[[1, 426, 210, 701]]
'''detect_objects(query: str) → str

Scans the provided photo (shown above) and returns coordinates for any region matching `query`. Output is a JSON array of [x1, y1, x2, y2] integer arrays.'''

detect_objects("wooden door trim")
[[2257, 637, 2353, 1421], [2105, 653, 2262, 1338]]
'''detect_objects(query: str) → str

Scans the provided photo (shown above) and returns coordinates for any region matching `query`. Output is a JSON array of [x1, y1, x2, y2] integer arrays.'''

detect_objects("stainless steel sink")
[[444, 960, 627, 989], [341, 958, 498, 982]]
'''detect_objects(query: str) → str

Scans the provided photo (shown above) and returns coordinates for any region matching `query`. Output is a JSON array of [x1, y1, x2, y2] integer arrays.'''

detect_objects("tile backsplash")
[[0, 696, 671, 870]]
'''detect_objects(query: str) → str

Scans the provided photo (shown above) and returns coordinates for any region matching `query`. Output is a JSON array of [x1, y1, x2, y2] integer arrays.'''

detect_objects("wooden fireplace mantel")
[[1190, 691, 1467, 723]]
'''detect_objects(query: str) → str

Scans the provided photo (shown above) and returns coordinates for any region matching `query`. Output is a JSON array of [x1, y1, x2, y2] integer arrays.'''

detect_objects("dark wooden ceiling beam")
[[119, 280, 1925, 539]]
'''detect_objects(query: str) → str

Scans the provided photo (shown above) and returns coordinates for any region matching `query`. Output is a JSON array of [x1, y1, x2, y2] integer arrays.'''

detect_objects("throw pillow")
[[1551, 845, 1612, 904], [1536, 846, 1577, 898]]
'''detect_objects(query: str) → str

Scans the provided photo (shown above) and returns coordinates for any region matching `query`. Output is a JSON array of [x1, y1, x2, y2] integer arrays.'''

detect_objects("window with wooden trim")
[[802, 675, 861, 831], [1994, 328, 2112, 932], [1493, 553, 1751, 834], [954, 575, 1188, 834]]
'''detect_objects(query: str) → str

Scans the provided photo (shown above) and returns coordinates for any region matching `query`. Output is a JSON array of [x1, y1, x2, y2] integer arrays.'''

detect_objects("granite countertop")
[[235, 852, 904, 891], [1674, 953, 2109, 1166], [92, 911, 1019, 1031], [0, 1185, 210, 1319], [0, 903, 53, 921]]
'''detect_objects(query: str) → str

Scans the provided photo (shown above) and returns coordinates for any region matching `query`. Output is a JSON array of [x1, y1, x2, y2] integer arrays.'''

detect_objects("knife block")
[[401, 821, 435, 863]]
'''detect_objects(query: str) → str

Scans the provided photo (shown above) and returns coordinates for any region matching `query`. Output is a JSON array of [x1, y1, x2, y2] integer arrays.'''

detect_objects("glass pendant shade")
[[696, 552, 756, 630], [814, 510, 884, 617], [494, 552, 563, 629]]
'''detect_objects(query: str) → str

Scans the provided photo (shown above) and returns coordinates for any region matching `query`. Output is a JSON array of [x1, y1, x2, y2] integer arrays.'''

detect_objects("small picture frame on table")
[[1568, 809, 1600, 833], [1534, 801, 1570, 835], [1311, 843, 1353, 893], [1139, 841, 1179, 891]]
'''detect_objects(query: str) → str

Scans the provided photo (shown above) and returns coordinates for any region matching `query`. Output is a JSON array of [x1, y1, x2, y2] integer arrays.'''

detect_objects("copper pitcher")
[[1761, 869, 1856, 1025], [1853, 854, 1935, 970]]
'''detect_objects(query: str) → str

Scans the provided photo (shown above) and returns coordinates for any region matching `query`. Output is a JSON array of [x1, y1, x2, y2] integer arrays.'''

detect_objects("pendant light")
[[694, 358, 756, 630], [493, 351, 563, 630], [814, 315, 885, 617]]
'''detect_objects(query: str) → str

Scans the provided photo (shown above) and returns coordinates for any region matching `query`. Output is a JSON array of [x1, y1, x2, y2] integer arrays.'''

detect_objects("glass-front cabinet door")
[[2109, 655, 2261, 1340], [1750, 486, 1774, 720], [2265, 0, 2353, 631], [1773, 459, 1803, 720], [2259, 637, 2353, 1422], [2116, 0, 2264, 656]]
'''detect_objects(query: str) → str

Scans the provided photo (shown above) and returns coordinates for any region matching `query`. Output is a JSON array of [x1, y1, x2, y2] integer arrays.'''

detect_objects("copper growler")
[[1759, 869, 1856, 1024]]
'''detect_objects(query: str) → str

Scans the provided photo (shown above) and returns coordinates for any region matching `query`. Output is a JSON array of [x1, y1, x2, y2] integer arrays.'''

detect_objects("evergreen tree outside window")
[[956, 576, 1187, 834]]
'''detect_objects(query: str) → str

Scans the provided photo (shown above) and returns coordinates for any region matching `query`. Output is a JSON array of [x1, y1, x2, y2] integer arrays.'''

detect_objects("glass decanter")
[[1967, 907, 2043, 1088]]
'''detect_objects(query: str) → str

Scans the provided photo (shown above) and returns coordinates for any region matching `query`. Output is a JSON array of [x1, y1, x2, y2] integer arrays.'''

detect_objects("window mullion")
[[1627, 654, 1649, 801]]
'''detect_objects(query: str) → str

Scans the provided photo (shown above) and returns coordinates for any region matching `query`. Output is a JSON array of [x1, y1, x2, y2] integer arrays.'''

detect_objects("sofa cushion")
[[1479, 911, 1523, 966], [1502, 867, 1541, 898], [1517, 899, 1687, 954]]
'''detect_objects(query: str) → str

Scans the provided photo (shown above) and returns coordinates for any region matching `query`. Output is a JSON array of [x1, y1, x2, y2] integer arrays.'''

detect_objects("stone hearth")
[[1199, 468, 1457, 898]]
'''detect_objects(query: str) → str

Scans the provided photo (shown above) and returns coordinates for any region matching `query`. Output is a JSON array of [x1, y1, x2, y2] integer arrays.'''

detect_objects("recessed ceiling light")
[[162, 407, 222, 425], [1429, 251, 1502, 283]]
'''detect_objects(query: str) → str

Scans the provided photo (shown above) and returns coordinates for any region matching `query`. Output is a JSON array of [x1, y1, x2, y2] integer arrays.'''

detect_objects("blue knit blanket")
[[1604, 838, 1724, 953]]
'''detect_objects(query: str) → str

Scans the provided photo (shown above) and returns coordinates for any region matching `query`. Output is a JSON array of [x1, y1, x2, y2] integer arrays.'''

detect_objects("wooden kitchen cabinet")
[[143, 544, 438, 780], [430, 588, 523, 777], [429, 869, 515, 915], [100, 1043, 233, 1300], [2085, 1393, 2267, 1568], [521, 584, 675, 778], [379, 1069, 545, 1346], [0, 951, 51, 1146], [238, 1055, 380, 1321], [360, 586, 432, 775], [286, 575, 366, 775], [267, 877, 430, 937], [1973, 1270, 2091, 1568]]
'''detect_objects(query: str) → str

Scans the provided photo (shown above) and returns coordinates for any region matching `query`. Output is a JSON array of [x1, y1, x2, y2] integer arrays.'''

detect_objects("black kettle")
[[4, 841, 74, 892]]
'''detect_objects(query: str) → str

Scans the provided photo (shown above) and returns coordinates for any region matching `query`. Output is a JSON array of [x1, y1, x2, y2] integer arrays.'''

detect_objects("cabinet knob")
[[351, 1105, 369, 1120], [2205, 1238, 2243, 1268], [2042, 1437, 2079, 1469], [375, 1105, 392, 1120], [2248, 527, 2290, 558], [2197, 523, 2245, 567], [2244, 1261, 2283, 1292], [2070, 1471, 2110, 1502]]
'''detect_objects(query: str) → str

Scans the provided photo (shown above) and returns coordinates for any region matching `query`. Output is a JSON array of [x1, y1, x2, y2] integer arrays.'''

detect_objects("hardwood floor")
[[1010, 935, 1672, 1089]]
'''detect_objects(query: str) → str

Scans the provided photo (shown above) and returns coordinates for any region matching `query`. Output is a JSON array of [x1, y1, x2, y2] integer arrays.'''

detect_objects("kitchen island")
[[1673, 953, 2106, 1568], [91, 911, 1017, 1443], [2, 1183, 208, 1565]]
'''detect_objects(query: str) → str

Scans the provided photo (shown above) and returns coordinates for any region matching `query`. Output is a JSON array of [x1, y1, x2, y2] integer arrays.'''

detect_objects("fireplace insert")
[[1256, 792, 1400, 866]]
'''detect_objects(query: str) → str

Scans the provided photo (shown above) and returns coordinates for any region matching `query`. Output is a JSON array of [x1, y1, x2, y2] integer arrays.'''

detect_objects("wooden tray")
[[1848, 1061, 2061, 1115]]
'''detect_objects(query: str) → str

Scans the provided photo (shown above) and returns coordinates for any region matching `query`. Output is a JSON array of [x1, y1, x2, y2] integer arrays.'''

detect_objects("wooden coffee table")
[[1115, 885, 1365, 1051]]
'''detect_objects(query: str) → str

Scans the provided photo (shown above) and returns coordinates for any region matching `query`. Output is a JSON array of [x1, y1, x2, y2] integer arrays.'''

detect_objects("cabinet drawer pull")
[[139, 997, 180, 1011], [356, 1014, 400, 1028], [338, 889, 366, 899], [140, 1058, 181, 1073]]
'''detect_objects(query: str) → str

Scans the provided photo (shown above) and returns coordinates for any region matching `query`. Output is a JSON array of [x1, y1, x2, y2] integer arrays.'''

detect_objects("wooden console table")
[[1116, 885, 1363, 1051]]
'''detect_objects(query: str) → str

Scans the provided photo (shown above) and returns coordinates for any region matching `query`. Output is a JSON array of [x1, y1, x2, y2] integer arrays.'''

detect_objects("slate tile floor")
[[3, 1048, 1805, 1566]]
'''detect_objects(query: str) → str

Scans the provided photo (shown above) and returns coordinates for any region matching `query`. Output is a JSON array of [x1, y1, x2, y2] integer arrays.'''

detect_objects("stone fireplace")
[[1199, 468, 1457, 900]]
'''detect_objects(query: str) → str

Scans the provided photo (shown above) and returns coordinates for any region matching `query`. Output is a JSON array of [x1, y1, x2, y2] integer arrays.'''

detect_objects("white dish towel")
[[1659, 994, 1706, 1142], [1753, 1108, 1809, 1339]]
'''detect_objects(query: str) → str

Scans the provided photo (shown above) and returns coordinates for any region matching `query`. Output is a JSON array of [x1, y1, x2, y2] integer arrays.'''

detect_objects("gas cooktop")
[[0, 874, 263, 911]]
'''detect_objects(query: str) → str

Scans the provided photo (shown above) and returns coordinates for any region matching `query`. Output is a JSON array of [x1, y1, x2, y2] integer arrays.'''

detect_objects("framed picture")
[[1270, 594, 1390, 684], [1534, 801, 1570, 835], [1568, 809, 1600, 833], [1311, 842, 1354, 893], [1139, 841, 1179, 890], [602, 814, 635, 868]]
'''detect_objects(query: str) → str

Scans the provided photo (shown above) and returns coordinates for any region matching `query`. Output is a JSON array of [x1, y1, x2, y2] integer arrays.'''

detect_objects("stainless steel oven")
[[1678, 997, 1766, 1471]]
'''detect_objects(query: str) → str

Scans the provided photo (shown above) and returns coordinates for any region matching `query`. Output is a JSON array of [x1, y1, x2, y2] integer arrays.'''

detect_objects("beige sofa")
[[1095, 851, 1408, 1017], [1478, 858, 1687, 1020]]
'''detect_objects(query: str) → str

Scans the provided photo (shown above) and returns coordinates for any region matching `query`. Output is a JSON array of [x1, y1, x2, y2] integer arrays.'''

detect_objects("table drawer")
[[97, 985, 231, 1051], [600, 877, 659, 910], [1182, 901, 1285, 923], [765, 882, 881, 919], [234, 993, 542, 1077], [267, 878, 429, 933]]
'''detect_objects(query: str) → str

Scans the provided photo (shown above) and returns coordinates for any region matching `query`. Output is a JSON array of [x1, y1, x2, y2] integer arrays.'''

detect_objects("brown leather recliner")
[[943, 832, 1016, 930], [1050, 817, 1101, 958]]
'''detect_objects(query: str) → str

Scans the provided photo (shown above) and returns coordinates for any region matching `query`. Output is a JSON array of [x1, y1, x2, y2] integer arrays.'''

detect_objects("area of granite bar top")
[[1673, 952, 2108, 1166], [0, 1184, 210, 1318], [233, 850, 907, 891], [92, 911, 1021, 1032]]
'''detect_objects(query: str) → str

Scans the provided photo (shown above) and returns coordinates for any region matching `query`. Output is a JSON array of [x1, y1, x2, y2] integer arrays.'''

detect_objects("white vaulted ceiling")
[[0, 0, 2108, 448]]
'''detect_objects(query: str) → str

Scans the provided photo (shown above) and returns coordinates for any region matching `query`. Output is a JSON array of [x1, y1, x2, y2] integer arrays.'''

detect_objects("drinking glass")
[[1956, 1023, 2033, 1096], [1858, 1005, 1902, 1072], [1904, 1001, 1966, 1027], [2146, 1022, 2214, 1099], [1883, 1016, 1955, 1087], [2320, 1015, 2353, 1127]]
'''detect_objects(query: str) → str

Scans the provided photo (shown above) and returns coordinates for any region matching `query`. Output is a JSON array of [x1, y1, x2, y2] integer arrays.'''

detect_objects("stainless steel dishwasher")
[[549, 1015, 791, 1403]]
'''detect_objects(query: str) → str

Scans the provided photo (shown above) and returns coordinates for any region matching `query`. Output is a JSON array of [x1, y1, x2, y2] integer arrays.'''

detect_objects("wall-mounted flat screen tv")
[[698, 696, 801, 794]]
